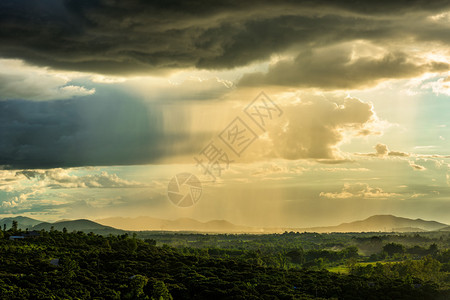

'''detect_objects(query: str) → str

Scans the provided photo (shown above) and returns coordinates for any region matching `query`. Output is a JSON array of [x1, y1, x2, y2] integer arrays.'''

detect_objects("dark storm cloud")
[[0, 0, 449, 76], [0, 93, 208, 169], [239, 50, 449, 89]]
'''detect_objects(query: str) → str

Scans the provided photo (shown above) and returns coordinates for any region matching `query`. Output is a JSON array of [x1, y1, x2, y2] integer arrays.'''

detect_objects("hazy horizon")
[[1, 208, 449, 230]]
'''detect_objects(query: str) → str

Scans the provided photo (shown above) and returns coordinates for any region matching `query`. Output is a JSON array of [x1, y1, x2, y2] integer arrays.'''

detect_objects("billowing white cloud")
[[355, 143, 410, 157], [266, 94, 379, 161], [250, 163, 306, 177], [318, 167, 370, 172], [0, 168, 146, 213], [0, 59, 94, 101], [374, 143, 389, 156], [320, 183, 399, 199], [16, 169, 144, 189], [409, 161, 427, 171], [0, 170, 21, 192], [421, 75, 450, 96], [1, 190, 40, 208]]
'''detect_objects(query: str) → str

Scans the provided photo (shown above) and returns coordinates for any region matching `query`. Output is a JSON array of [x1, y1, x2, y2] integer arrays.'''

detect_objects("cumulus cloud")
[[251, 163, 305, 176], [409, 161, 427, 171], [0, 168, 144, 210], [388, 151, 410, 157], [267, 94, 378, 160], [318, 167, 369, 172], [320, 183, 399, 199], [0, 167, 148, 214], [252, 164, 286, 176], [355, 143, 410, 157], [0, 0, 449, 84], [1, 190, 40, 208], [0, 170, 21, 192], [0, 59, 94, 101], [374, 143, 389, 156], [16, 169, 144, 189], [421, 76, 450, 96]]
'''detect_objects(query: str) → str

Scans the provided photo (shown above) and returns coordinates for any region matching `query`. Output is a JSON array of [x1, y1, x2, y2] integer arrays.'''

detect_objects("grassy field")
[[327, 265, 349, 274], [327, 261, 393, 274]]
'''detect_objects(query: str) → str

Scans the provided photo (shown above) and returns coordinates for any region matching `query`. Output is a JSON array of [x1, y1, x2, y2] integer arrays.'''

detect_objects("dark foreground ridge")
[[0, 226, 449, 299]]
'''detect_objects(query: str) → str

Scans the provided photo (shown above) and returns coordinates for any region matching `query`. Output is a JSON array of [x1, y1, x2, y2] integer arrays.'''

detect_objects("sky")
[[0, 0, 449, 227]]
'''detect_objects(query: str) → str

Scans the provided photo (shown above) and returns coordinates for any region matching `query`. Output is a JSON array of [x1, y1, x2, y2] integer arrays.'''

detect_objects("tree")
[[125, 275, 148, 299], [277, 252, 288, 270], [342, 246, 359, 259], [315, 258, 325, 269], [286, 248, 304, 264], [428, 244, 438, 256], [103, 239, 112, 250], [345, 257, 358, 271], [61, 258, 80, 279], [148, 279, 173, 300], [383, 243, 405, 257], [127, 238, 138, 253], [145, 239, 157, 246], [11, 220, 18, 232]]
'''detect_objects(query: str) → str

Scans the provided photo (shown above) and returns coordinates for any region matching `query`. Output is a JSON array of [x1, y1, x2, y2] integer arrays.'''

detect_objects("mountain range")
[[0, 215, 448, 234], [96, 214, 449, 233], [0, 216, 43, 230], [298, 215, 448, 233], [0, 217, 123, 235], [33, 219, 120, 234], [94, 216, 255, 232]]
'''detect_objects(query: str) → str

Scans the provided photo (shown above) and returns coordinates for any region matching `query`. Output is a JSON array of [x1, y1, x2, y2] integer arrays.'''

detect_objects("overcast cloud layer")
[[0, 0, 449, 87]]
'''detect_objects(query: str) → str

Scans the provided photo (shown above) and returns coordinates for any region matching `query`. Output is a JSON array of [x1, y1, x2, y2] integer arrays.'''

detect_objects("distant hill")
[[1, 214, 447, 234], [0, 216, 43, 230], [391, 227, 428, 232], [96, 216, 258, 233], [0, 216, 124, 235], [438, 226, 450, 232], [54, 219, 72, 223], [97, 215, 449, 233], [32, 219, 123, 234], [300, 215, 448, 233]]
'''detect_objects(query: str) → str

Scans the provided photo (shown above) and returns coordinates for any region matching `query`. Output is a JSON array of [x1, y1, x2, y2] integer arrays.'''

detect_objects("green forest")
[[0, 224, 449, 299]]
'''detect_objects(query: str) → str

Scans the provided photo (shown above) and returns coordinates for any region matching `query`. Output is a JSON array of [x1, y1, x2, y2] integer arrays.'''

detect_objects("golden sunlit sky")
[[0, 0, 449, 227]]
